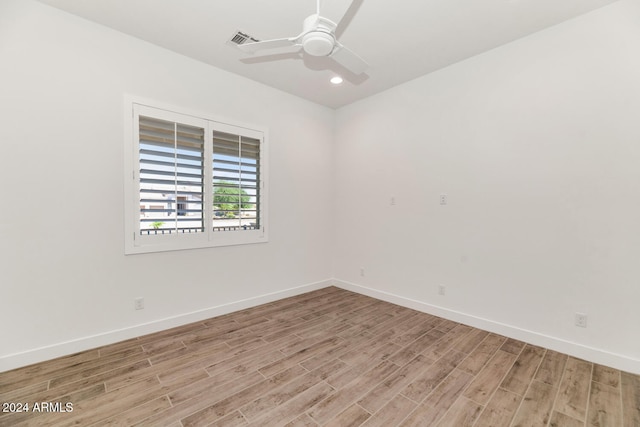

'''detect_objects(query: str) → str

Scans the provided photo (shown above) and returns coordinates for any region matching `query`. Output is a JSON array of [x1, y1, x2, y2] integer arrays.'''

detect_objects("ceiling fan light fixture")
[[330, 76, 343, 85], [236, 3, 368, 75], [302, 31, 335, 56]]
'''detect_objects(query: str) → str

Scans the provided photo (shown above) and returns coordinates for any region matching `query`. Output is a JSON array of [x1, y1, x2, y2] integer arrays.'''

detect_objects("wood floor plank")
[[435, 319, 459, 333], [29, 347, 146, 392], [97, 396, 172, 426], [140, 336, 186, 356], [510, 379, 557, 427], [284, 317, 351, 342], [246, 382, 334, 426], [208, 411, 248, 427], [338, 339, 401, 367], [621, 371, 640, 427], [588, 380, 622, 427], [389, 329, 445, 366], [169, 370, 264, 407], [452, 329, 489, 354], [258, 337, 342, 378], [500, 345, 546, 396], [549, 410, 584, 427], [435, 396, 482, 427], [500, 338, 526, 355], [283, 413, 319, 427], [54, 376, 164, 427], [0, 349, 101, 393], [325, 342, 401, 389], [154, 342, 239, 383], [395, 367, 474, 426], [297, 332, 373, 372], [456, 333, 505, 376], [358, 354, 435, 413], [1, 287, 638, 427], [593, 364, 621, 388], [203, 344, 295, 379], [401, 349, 467, 403], [421, 324, 474, 360], [392, 317, 439, 347], [279, 333, 340, 357], [422, 368, 474, 410], [473, 387, 522, 427], [148, 339, 228, 366], [535, 350, 567, 387], [0, 383, 106, 426], [180, 364, 307, 426], [134, 388, 236, 427], [398, 402, 445, 427], [463, 350, 517, 405], [239, 359, 345, 421], [0, 380, 48, 402], [324, 404, 371, 427], [360, 394, 416, 426], [308, 360, 399, 424], [554, 357, 592, 421]]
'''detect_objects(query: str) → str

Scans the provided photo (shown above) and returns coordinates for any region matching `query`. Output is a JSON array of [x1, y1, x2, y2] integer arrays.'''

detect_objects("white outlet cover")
[[575, 313, 588, 328]]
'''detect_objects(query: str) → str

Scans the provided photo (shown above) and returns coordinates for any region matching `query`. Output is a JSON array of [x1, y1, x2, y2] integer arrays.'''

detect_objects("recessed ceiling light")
[[330, 76, 343, 85]]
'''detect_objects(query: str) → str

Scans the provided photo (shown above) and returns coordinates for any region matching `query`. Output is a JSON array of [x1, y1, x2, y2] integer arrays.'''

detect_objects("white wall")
[[333, 0, 640, 374], [0, 0, 334, 371]]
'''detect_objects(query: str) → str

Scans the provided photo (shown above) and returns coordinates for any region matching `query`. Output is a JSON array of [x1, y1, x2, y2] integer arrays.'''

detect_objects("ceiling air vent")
[[227, 30, 259, 47]]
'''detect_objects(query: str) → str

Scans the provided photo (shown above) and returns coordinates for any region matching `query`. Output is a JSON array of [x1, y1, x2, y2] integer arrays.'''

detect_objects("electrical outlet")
[[440, 194, 448, 205], [438, 285, 446, 296], [134, 297, 144, 310], [390, 196, 396, 206], [575, 312, 587, 328], [360, 267, 365, 277]]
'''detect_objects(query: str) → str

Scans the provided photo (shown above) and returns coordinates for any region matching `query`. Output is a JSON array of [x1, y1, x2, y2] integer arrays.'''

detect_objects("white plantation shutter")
[[212, 130, 261, 231], [138, 116, 205, 235]]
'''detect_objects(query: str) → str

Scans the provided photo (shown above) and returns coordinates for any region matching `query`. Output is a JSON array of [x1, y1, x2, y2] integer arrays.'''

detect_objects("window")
[[125, 99, 267, 254]]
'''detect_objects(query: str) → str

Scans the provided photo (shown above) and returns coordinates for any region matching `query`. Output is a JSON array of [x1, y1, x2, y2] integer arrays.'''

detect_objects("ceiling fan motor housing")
[[301, 14, 336, 56]]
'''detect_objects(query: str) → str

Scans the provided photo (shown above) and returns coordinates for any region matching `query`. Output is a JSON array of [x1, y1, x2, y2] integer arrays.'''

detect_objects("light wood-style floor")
[[1, 287, 639, 427]]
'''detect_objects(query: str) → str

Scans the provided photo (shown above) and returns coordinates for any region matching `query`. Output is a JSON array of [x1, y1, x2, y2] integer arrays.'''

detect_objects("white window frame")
[[124, 96, 268, 254]]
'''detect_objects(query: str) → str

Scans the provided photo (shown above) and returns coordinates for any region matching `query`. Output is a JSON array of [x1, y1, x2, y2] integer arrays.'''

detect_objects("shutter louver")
[[139, 116, 205, 235]]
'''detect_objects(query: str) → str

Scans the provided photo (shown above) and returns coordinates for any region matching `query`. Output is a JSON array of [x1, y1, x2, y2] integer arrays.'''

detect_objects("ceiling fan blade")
[[335, 0, 364, 39], [330, 43, 368, 75], [238, 37, 298, 54], [318, 0, 351, 29]]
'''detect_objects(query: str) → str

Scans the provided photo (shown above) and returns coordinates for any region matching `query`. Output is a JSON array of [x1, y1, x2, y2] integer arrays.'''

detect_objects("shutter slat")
[[141, 179, 203, 187], [140, 159, 203, 170], [140, 148, 203, 162], [141, 198, 203, 204], [140, 169, 203, 179], [140, 188, 202, 197]]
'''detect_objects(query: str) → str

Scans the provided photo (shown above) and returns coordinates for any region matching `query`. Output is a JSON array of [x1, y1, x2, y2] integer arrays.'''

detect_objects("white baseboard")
[[333, 279, 640, 375], [0, 279, 332, 373]]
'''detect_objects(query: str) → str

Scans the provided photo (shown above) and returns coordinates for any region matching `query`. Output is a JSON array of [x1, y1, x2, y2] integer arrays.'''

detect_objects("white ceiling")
[[38, 0, 619, 109]]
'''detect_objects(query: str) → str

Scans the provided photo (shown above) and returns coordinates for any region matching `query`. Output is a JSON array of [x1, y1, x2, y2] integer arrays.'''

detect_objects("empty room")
[[1, 0, 639, 426]]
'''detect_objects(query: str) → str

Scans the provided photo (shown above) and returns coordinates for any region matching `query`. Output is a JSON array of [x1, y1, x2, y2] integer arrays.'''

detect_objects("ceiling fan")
[[236, 0, 368, 75]]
